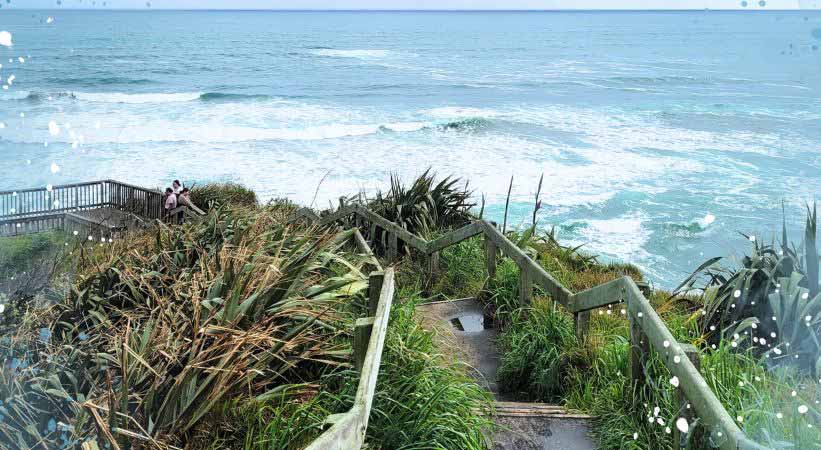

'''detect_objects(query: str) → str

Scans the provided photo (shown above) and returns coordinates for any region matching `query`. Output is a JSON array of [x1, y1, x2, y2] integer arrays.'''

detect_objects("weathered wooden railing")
[[0, 180, 164, 221], [294, 204, 771, 450], [0, 180, 204, 237], [0, 213, 65, 236], [305, 267, 395, 450]]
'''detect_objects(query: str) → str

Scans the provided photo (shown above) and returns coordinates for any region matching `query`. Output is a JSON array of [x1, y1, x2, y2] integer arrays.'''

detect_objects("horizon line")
[[5, 7, 812, 11]]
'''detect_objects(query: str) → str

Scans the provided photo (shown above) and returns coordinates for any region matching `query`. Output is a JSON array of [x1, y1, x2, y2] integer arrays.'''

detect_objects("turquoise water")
[[0, 10, 820, 287]]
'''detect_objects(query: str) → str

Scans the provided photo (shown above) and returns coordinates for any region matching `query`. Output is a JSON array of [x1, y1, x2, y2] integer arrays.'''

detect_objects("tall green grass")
[[496, 299, 577, 402], [0, 231, 71, 321], [394, 234, 488, 300], [236, 289, 495, 449], [477, 226, 820, 449], [0, 231, 65, 280], [355, 296, 493, 449]]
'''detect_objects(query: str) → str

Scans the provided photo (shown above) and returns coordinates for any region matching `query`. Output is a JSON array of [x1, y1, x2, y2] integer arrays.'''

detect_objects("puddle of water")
[[450, 313, 491, 332]]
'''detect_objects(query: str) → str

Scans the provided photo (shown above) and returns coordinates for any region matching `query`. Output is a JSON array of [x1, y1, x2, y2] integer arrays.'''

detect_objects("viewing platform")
[[0, 180, 202, 237]]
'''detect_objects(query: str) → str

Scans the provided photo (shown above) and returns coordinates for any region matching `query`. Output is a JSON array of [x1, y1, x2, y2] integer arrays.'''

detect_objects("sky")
[[6, 0, 820, 10]]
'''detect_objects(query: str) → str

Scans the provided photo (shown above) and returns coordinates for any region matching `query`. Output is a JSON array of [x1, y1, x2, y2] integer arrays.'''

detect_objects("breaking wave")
[[17, 90, 204, 103], [198, 92, 273, 101], [0, 91, 31, 101], [16, 91, 275, 104]]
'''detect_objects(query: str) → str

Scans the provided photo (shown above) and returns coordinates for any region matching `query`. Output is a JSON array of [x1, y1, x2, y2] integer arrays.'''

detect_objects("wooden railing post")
[[356, 271, 386, 371], [519, 267, 533, 305], [485, 234, 497, 281], [574, 311, 590, 343], [636, 280, 652, 297], [354, 317, 374, 372], [367, 271, 385, 317], [338, 197, 347, 227], [427, 251, 440, 279], [629, 310, 650, 389], [675, 344, 701, 450], [386, 232, 398, 262]]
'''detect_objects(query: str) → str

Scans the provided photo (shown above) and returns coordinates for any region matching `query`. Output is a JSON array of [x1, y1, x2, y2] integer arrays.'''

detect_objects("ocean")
[[0, 9, 820, 287]]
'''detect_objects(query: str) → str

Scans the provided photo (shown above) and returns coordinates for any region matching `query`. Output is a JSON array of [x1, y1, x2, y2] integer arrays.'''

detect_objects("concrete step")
[[492, 411, 597, 450]]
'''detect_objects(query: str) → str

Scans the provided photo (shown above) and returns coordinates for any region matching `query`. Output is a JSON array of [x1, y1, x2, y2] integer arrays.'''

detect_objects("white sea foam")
[[187, 100, 365, 127], [381, 122, 430, 132], [563, 214, 655, 268], [72, 92, 203, 104], [429, 103, 787, 158], [99, 123, 378, 143], [15, 98, 812, 287], [20, 121, 431, 144], [0, 31, 12, 47], [0, 90, 29, 100]]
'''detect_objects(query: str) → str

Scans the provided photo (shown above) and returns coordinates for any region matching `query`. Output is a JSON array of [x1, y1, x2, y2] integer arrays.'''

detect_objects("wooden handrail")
[[103, 179, 163, 195], [0, 213, 66, 237], [167, 204, 205, 218], [0, 179, 179, 238], [479, 221, 575, 307], [621, 277, 770, 450], [0, 180, 108, 196], [64, 212, 113, 229], [305, 267, 395, 450], [0, 212, 65, 225], [352, 206, 429, 252], [318, 204, 360, 227], [353, 228, 382, 272], [569, 277, 628, 313], [426, 222, 484, 254], [355, 270, 394, 426], [290, 207, 321, 223]]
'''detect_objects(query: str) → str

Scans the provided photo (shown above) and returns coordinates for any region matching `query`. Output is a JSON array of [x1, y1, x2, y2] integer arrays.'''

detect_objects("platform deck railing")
[[0, 180, 203, 237], [0, 180, 165, 221]]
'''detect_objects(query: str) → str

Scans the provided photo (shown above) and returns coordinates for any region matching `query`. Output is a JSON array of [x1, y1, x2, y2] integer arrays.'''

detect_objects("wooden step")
[[493, 401, 595, 419]]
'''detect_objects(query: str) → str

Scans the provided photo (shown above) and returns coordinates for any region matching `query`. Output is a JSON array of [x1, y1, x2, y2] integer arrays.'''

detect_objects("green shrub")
[[363, 169, 474, 256], [484, 259, 521, 326], [0, 232, 63, 277], [0, 231, 69, 312], [190, 182, 259, 210], [216, 388, 334, 450], [393, 236, 487, 301], [677, 203, 820, 374], [431, 236, 487, 299]]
